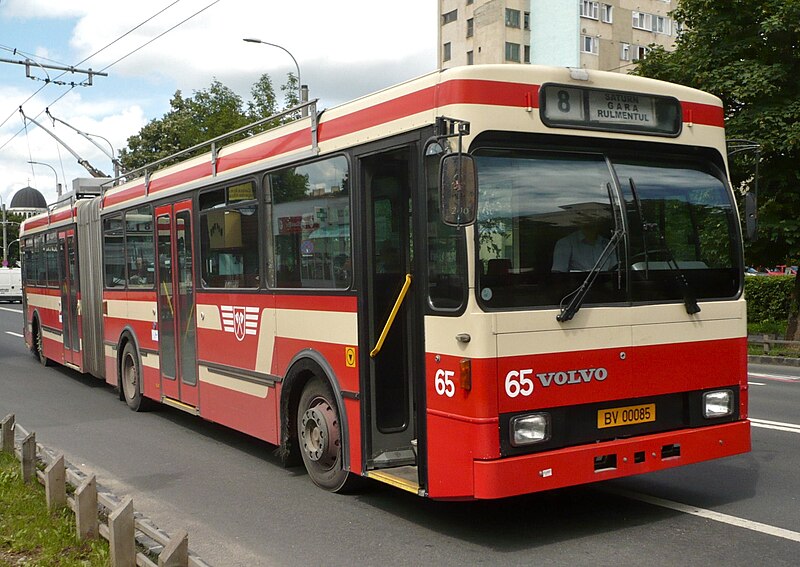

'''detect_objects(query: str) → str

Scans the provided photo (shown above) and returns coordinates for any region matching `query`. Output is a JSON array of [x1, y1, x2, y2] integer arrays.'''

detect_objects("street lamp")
[[28, 160, 62, 197], [242, 38, 307, 111]]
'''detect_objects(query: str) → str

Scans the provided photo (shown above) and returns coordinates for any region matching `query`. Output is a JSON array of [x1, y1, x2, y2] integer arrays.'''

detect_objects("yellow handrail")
[[370, 274, 412, 358]]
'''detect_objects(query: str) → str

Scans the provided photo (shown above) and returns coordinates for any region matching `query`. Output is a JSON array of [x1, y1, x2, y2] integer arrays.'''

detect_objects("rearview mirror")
[[440, 153, 477, 226]]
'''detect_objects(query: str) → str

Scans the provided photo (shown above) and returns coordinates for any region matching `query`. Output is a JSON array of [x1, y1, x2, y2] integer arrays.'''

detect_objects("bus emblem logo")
[[221, 305, 259, 341]]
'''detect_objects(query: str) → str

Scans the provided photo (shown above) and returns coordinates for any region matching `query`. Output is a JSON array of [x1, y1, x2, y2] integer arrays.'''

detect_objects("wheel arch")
[[279, 349, 351, 472]]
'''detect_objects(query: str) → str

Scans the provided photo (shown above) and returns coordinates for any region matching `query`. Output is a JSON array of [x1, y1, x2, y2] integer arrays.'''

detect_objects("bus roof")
[[22, 64, 725, 236]]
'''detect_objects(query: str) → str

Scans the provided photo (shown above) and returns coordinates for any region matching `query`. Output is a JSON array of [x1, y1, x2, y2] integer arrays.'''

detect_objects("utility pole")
[[2, 202, 7, 268]]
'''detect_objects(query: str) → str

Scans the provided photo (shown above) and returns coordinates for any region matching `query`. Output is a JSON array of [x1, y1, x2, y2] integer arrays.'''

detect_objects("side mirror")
[[745, 191, 757, 240], [440, 153, 477, 226]]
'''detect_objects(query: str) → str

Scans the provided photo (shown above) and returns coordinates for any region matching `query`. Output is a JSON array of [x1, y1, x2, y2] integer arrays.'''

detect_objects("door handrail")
[[370, 274, 412, 358]]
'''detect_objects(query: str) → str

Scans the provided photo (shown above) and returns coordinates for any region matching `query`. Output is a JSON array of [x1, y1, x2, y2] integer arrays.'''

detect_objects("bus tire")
[[121, 342, 150, 412], [33, 319, 49, 367], [296, 377, 355, 492]]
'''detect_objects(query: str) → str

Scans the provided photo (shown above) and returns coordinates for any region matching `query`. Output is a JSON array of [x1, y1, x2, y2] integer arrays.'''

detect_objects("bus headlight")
[[703, 390, 733, 418], [510, 413, 550, 446]]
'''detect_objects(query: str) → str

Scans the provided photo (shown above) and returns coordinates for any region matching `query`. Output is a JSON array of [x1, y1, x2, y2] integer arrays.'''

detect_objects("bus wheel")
[[121, 343, 149, 412], [33, 320, 49, 367], [297, 377, 352, 492]]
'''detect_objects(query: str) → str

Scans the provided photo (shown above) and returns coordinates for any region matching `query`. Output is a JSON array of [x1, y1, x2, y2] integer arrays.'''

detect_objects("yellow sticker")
[[345, 347, 356, 368]]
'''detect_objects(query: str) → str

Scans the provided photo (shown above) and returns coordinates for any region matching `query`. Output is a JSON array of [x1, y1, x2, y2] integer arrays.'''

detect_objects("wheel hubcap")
[[300, 398, 340, 468], [124, 355, 136, 397]]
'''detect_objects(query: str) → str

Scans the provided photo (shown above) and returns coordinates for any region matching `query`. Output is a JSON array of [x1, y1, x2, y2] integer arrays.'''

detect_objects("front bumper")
[[472, 420, 750, 499]]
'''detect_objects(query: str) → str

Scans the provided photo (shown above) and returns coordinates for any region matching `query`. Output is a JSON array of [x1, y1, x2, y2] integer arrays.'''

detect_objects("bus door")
[[360, 145, 422, 475], [155, 200, 198, 408], [57, 229, 80, 367]]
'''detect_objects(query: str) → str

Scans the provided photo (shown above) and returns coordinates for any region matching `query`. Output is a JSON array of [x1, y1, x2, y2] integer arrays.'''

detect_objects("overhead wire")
[[98, 0, 223, 73], [0, 0, 221, 157]]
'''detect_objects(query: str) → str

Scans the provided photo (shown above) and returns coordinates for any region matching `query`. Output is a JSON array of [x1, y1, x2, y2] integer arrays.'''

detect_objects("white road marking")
[[747, 382, 766, 386], [0, 307, 23, 314], [750, 418, 800, 434], [748, 372, 799, 383], [4, 331, 23, 338], [607, 487, 800, 543]]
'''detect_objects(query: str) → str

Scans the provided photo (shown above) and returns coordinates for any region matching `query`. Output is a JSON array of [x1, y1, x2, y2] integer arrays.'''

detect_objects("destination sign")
[[540, 84, 681, 136]]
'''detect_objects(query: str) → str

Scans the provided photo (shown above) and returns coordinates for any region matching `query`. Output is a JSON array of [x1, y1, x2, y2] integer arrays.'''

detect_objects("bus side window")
[[267, 156, 351, 290]]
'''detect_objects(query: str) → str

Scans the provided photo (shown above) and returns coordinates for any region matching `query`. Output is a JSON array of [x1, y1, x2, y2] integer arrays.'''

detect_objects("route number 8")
[[557, 90, 571, 113]]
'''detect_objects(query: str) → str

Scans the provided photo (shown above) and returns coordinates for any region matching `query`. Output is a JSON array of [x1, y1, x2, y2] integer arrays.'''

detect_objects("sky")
[[0, 0, 437, 206]]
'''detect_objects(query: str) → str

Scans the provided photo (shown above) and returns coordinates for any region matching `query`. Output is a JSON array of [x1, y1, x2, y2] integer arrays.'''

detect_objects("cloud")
[[0, 0, 437, 202]]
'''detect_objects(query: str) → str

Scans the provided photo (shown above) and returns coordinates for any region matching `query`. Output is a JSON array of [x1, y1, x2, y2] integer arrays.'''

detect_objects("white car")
[[0, 267, 21, 303]]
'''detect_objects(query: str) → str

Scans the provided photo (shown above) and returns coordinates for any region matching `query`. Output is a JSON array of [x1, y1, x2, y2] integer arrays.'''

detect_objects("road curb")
[[748, 355, 800, 367]]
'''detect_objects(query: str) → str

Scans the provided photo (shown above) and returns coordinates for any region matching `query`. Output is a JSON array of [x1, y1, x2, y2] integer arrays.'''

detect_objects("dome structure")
[[8, 186, 48, 219], [10, 186, 47, 209]]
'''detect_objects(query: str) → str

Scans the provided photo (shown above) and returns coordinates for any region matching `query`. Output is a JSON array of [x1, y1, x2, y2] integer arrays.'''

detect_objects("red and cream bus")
[[20, 65, 750, 499]]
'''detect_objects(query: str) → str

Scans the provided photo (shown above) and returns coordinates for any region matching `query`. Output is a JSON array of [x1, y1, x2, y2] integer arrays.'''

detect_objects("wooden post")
[[44, 454, 66, 510], [0, 414, 13, 454], [75, 474, 98, 540], [109, 496, 136, 567], [158, 530, 188, 567], [21, 432, 36, 483], [763, 333, 770, 354]]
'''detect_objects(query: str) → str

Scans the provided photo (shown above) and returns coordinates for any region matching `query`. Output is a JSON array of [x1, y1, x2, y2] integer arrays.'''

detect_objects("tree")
[[633, 0, 800, 339], [119, 74, 295, 173]]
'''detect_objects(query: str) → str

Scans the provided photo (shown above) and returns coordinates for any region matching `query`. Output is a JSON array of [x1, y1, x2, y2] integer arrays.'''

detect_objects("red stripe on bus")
[[436, 79, 540, 108], [103, 289, 156, 301], [682, 101, 724, 127], [318, 86, 438, 142], [274, 294, 357, 312], [103, 184, 146, 208], [217, 129, 311, 174]]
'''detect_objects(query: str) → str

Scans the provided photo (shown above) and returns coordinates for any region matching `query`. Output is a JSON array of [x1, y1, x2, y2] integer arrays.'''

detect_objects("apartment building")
[[438, 0, 678, 73]]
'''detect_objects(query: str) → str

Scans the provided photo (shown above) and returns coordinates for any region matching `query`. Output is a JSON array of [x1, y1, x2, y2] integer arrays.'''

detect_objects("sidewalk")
[[747, 355, 800, 367]]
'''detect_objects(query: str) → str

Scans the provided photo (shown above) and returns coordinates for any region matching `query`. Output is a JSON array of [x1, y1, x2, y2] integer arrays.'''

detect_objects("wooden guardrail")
[[748, 334, 800, 355], [1, 413, 210, 567]]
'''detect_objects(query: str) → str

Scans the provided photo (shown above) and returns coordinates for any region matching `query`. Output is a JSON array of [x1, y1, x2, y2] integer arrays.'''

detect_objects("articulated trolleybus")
[[21, 65, 750, 499]]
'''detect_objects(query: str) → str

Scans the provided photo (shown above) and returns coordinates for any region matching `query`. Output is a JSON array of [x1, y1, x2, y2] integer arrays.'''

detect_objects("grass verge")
[[0, 451, 109, 566]]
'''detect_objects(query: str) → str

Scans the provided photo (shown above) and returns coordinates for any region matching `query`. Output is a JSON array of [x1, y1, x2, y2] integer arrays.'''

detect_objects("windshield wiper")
[[628, 177, 701, 315], [557, 229, 624, 322]]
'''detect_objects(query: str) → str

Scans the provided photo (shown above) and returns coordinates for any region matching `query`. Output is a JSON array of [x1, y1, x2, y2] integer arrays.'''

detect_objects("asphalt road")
[[0, 305, 798, 566]]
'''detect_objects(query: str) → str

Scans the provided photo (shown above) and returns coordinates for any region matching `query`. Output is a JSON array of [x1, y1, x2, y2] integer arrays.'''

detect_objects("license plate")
[[597, 403, 656, 429]]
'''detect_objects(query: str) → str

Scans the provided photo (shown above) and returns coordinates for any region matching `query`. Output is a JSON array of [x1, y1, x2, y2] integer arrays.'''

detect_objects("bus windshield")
[[474, 147, 740, 310]]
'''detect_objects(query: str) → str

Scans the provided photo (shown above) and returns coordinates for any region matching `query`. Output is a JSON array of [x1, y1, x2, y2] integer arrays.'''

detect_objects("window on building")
[[524, 11, 530, 30], [506, 8, 520, 28], [125, 206, 154, 288], [580, 1, 599, 20], [653, 16, 671, 34], [268, 156, 351, 289], [442, 9, 457, 25], [633, 45, 650, 61], [467, 18, 474, 38], [581, 35, 599, 54], [620, 42, 631, 61], [633, 11, 652, 31], [601, 4, 613, 23], [524, 45, 531, 63], [443, 42, 452, 62], [467, 50, 474, 65], [199, 180, 260, 289], [467, 0, 473, 4], [505, 42, 521, 62]]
